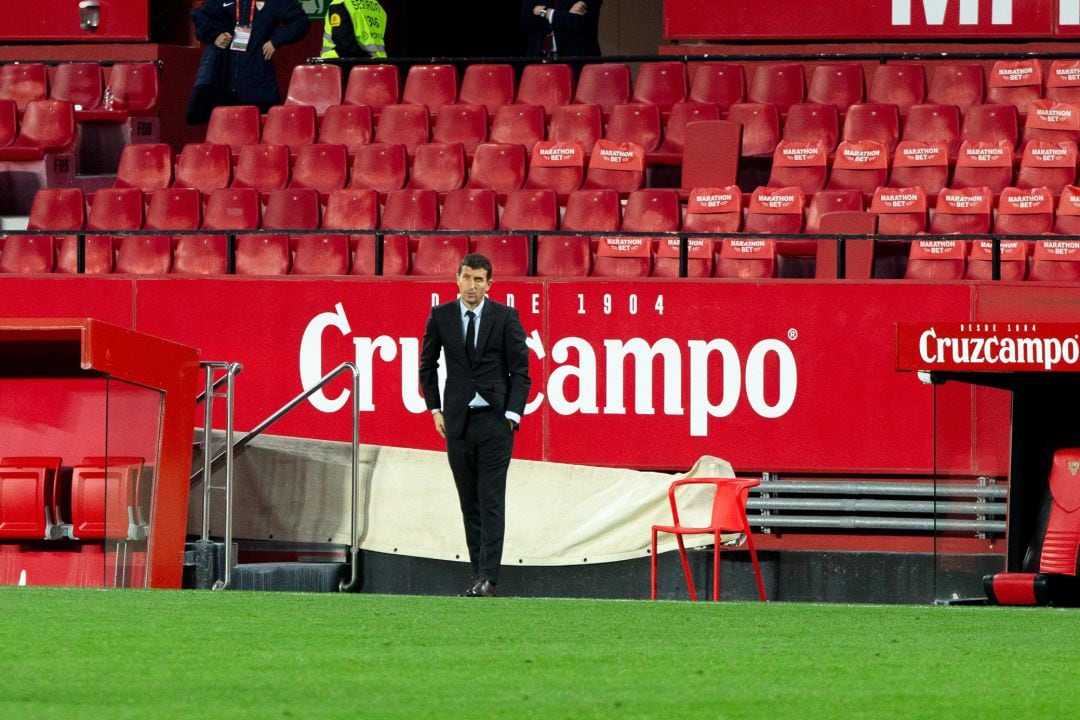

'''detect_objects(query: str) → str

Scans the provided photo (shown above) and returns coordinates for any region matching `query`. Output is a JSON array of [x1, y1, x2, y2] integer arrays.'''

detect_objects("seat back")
[[827, 139, 889, 194], [525, 140, 585, 195], [965, 239, 1028, 281], [904, 238, 967, 280], [459, 63, 515, 116], [962, 103, 1020, 147], [871, 185, 928, 235], [930, 187, 993, 234], [206, 104, 261, 154], [1047, 60, 1080, 103], [688, 62, 746, 110], [716, 237, 777, 279], [986, 60, 1043, 115], [0, 236, 54, 273], [806, 189, 863, 233], [807, 63, 864, 111], [15, 99, 76, 153], [744, 185, 805, 234], [592, 236, 652, 277], [285, 64, 342, 115], [263, 187, 320, 231], [88, 186, 144, 231], [323, 188, 380, 274], [466, 142, 526, 194], [889, 140, 950, 194], [1017, 140, 1078, 194], [290, 142, 348, 196], [175, 142, 232, 194], [109, 62, 159, 114], [145, 187, 201, 232], [432, 103, 488, 154], [767, 139, 828, 193], [574, 63, 631, 114], [27, 187, 85, 231], [631, 61, 688, 114], [382, 187, 438, 255], [0, 63, 48, 111], [373, 103, 430, 152], [349, 142, 407, 193], [953, 139, 1015, 193], [319, 103, 372, 156], [782, 102, 839, 150], [262, 103, 317, 154], [1030, 238, 1080, 282], [51, 62, 104, 110], [563, 188, 620, 253], [868, 63, 926, 112], [345, 64, 400, 114], [516, 63, 573, 116], [203, 187, 261, 231], [490, 103, 545, 152], [536, 235, 591, 277], [605, 102, 661, 152], [0, 98, 15, 147], [726, 102, 780, 157], [492, 188, 557, 273], [653, 235, 714, 278], [842, 102, 900, 151], [683, 186, 743, 234], [902, 103, 961, 154], [402, 64, 458, 115], [660, 101, 721, 154], [1022, 99, 1080, 147], [549, 103, 602, 149], [1039, 449, 1080, 574], [407, 142, 466, 192], [748, 62, 805, 112], [114, 142, 173, 192], [233, 143, 291, 194], [583, 139, 645, 194], [928, 64, 985, 112]]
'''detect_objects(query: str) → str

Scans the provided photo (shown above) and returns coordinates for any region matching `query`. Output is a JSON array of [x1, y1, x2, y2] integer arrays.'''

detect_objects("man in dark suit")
[[419, 254, 532, 598], [521, 0, 602, 59]]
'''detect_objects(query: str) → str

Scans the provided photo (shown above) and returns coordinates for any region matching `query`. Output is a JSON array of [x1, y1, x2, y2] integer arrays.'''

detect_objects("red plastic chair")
[[536, 235, 591, 277], [122, 187, 202, 274], [726, 102, 780, 157], [285, 64, 342, 116], [319, 103, 372, 156], [407, 142, 466, 192], [563, 188, 620, 255], [483, 188, 557, 277], [108, 62, 160, 115], [181, 187, 259, 274], [382, 187, 438, 260], [631, 61, 688, 116], [402, 64, 458, 116], [574, 63, 631, 116], [459, 64, 515, 117], [902, 104, 961, 155], [344, 64, 400, 115], [174, 142, 232, 194], [748, 63, 805, 113], [651, 101, 721, 165], [688, 62, 745, 111], [928, 64, 985, 113], [466, 142, 526, 195], [290, 142, 349, 198], [805, 188, 863, 233], [767, 139, 828, 193], [0, 99, 76, 160], [781, 102, 839, 151], [319, 188, 384, 274], [715, 237, 777, 279], [1046, 60, 1080, 104], [605, 102, 661, 152], [650, 477, 767, 602], [986, 60, 1043, 115], [842, 102, 900, 152], [904, 238, 967, 280], [1016, 140, 1078, 194], [961, 103, 1020, 148], [807, 63, 864, 112], [438, 187, 498, 251], [516, 63, 572, 117], [489, 103, 545, 152], [1030, 239, 1080, 282], [206, 105, 261, 155], [889, 140, 950, 194], [1022, 99, 1080, 147], [262, 104, 317, 154], [28, 188, 85, 274], [433, 103, 488, 155], [51, 62, 104, 111], [114, 142, 173, 193], [930, 187, 993, 234], [0, 457, 62, 539], [69, 456, 144, 540], [349, 142, 407, 194], [79, 187, 145, 273], [232, 143, 290, 196], [868, 63, 926, 113], [827, 139, 890, 195], [549, 103, 602, 150], [525, 140, 585, 196], [952, 139, 1015, 193], [0, 63, 48, 111], [583, 139, 645, 194], [374, 103, 430, 153]]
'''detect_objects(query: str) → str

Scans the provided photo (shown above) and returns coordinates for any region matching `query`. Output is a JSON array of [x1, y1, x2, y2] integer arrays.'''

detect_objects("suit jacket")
[[520, 0, 603, 58], [419, 299, 531, 439]]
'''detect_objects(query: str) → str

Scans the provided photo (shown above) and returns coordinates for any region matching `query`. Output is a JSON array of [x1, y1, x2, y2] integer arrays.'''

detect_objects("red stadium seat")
[[82, 186, 146, 273], [748, 63, 805, 113], [489, 103, 545, 152], [123, 187, 201, 274], [413, 235, 469, 276], [1016, 140, 1078, 193], [536, 235, 590, 277], [236, 188, 318, 275], [352, 233, 410, 276], [592, 236, 652, 277], [382, 187, 438, 260], [1046, 60, 1080, 104], [683, 186, 743, 235], [842, 102, 900, 151], [744, 185, 805, 235], [0, 98, 15, 147], [69, 456, 144, 540], [986, 60, 1043, 115], [433, 103, 488, 155], [349, 142, 407, 194], [632, 61, 688, 116], [889, 140, 950, 194], [727, 102, 780, 157], [0, 234, 54, 273], [928, 64, 985, 113], [807, 63, 864, 112], [402, 64, 458, 116], [871, 185, 928, 235], [827, 139, 889, 195], [962, 103, 1020, 148], [51, 62, 104, 111], [108, 62, 160, 115], [459, 64, 515, 117], [407, 142, 466, 193], [173, 235, 228, 275], [930, 187, 993, 234], [263, 187, 320, 233], [345, 65, 400, 115], [187, 187, 260, 274], [583, 139, 645, 194], [965, 239, 1028, 281], [290, 143, 348, 198], [688, 62, 746, 111], [563, 188, 621, 255], [904, 238, 967, 280], [373, 103, 430, 153], [868, 63, 926, 113], [525, 140, 585, 196], [1022, 99, 1080, 147], [285, 64, 342, 116], [605, 102, 661, 152], [650, 476, 767, 602], [574, 63, 631, 116], [0, 99, 76, 160], [549, 103, 602, 150], [466, 142, 526, 195], [782, 102, 839, 151], [715, 237, 777, 279], [291, 234, 349, 275], [114, 142, 173, 193], [174, 142, 232, 194], [206, 105, 260, 155], [28, 187, 84, 274], [262, 104, 317, 155], [516, 63, 572, 117], [993, 186, 1054, 235], [318, 104, 373, 156], [319, 188, 384, 275], [952, 139, 1015, 193], [768, 140, 828, 194], [483, 188, 558, 277], [806, 189, 863, 233], [653, 235, 714, 278], [232, 143, 290, 196], [0, 457, 62, 539], [650, 101, 721, 164], [618, 188, 680, 243], [421, 188, 481, 276], [0, 63, 47, 111], [902, 104, 961, 155], [1030, 239, 1080, 281], [1056, 185, 1080, 234]]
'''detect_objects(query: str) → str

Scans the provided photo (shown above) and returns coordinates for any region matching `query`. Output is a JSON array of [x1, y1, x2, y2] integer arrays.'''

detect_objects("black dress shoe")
[[464, 579, 497, 597]]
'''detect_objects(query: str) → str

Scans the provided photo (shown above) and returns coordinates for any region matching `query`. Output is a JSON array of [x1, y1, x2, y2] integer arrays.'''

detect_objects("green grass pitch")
[[1, 587, 1078, 719]]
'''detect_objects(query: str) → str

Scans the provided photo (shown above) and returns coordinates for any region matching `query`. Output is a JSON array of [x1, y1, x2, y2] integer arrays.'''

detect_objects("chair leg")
[[744, 527, 767, 601], [713, 531, 721, 602], [675, 534, 696, 601], [650, 528, 658, 600]]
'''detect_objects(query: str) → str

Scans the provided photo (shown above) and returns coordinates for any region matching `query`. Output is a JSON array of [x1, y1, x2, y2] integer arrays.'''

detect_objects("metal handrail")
[[200, 362, 362, 592], [193, 362, 242, 544]]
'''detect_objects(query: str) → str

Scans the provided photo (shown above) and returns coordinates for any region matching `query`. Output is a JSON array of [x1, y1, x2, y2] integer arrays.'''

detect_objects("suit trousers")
[[446, 407, 514, 584]]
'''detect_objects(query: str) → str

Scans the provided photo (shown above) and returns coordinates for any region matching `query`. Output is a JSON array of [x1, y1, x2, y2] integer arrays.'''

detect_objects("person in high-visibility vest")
[[321, 0, 387, 59]]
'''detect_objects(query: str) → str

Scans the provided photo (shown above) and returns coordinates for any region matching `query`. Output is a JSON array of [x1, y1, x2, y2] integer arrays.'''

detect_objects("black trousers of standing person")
[[446, 406, 514, 584]]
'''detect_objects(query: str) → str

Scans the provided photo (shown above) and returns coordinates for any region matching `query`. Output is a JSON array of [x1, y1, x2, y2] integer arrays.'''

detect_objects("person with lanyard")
[[521, 0, 602, 60], [189, 0, 309, 116], [419, 254, 532, 598], [321, 0, 388, 59]]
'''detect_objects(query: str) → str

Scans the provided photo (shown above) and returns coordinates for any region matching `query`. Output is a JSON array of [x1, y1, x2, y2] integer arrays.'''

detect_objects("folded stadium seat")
[[827, 139, 890, 195], [68, 456, 143, 540], [901, 103, 961, 156], [459, 64, 515, 118], [174, 142, 232, 194], [582, 139, 645, 194], [726, 102, 780, 157], [903, 237, 967, 280], [28, 187, 84, 273], [930, 186, 993, 234], [525, 140, 585, 196], [871, 185, 928, 234], [465, 142, 526, 196], [767, 139, 828, 193], [432, 103, 488, 156], [631, 61, 688, 117], [688, 62, 746, 112], [993, 186, 1055, 235], [437, 187, 497, 252], [291, 233, 350, 275], [649, 101, 721, 165], [807, 63, 864, 113], [373, 103, 430, 154], [986, 59, 1043, 115], [652, 235, 714, 278], [683, 185, 743, 234], [232, 143, 290, 197], [262, 104, 317, 155], [563, 187, 620, 254], [349, 142, 407, 195], [605, 102, 661, 153], [344, 64, 400, 116], [516, 63, 573, 118], [237, 187, 321, 275], [952, 139, 1015, 193], [715, 237, 777, 279], [888, 140, 950, 194], [1021, 99, 1080, 148], [402, 64, 458, 118], [984, 449, 1080, 606], [867, 63, 926, 114], [117, 187, 201, 274], [592, 235, 652, 277], [413, 233, 469, 276], [319, 188, 392, 276], [0, 63, 47, 111], [285, 63, 342, 116], [536, 234, 591, 277], [289, 142, 348, 199], [0, 98, 15, 147], [80, 186, 145, 273], [205, 104, 261, 156], [961, 103, 1020, 149], [236, 234, 292, 276], [51, 62, 104, 112], [381, 187, 438, 267], [965, 238, 1028, 281], [781, 102, 840, 151], [113, 142, 173, 194], [805, 188, 863, 233], [1056, 184, 1080, 233], [479, 188, 558, 277], [489, 103, 545, 153], [927, 64, 986, 113], [0, 234, 54, 273], [592, 189, 681, 277], [1029, 238, 1080, 281], [1016, 140, 1078, 193], [0, 98, 76, 160], [841, 102, 900, 152], [574, 63, 631, 117], [407, 142, 466, 193], [679, 119, 742, 193], [548, 103, 602, 151], [318, 104, 373, 156], [0, 457, 62, 539], [180, 187, 259, 274], [1046, 60, 1080, 104], [748, 62, 805, 114]]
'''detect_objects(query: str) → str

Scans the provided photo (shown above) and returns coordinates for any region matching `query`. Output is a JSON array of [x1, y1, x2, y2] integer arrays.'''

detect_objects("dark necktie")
[[465, 310, 475, 365]]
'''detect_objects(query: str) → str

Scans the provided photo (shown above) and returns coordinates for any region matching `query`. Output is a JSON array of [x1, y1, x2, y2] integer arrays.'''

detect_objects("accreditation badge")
[[231, 25, 252, 51]]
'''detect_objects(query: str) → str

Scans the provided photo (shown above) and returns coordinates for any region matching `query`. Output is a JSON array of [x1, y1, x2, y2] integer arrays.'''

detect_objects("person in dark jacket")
[[521, 0, 602, 59], [189, 0, 309, 116]]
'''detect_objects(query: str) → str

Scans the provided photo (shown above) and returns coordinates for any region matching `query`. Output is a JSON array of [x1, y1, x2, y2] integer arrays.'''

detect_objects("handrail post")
[[213, 364, 239, 590], [340, 364, 363, 591], [200, 364, 215, 542]]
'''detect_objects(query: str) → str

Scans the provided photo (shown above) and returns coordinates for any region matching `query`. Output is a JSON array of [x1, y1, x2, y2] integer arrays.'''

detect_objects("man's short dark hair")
[[459, 253, 493, 280]]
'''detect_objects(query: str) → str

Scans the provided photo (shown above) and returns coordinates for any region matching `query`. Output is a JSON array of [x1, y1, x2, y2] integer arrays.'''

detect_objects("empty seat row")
[[0, 62, 159, 116], [0, 455, 146, 542]]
